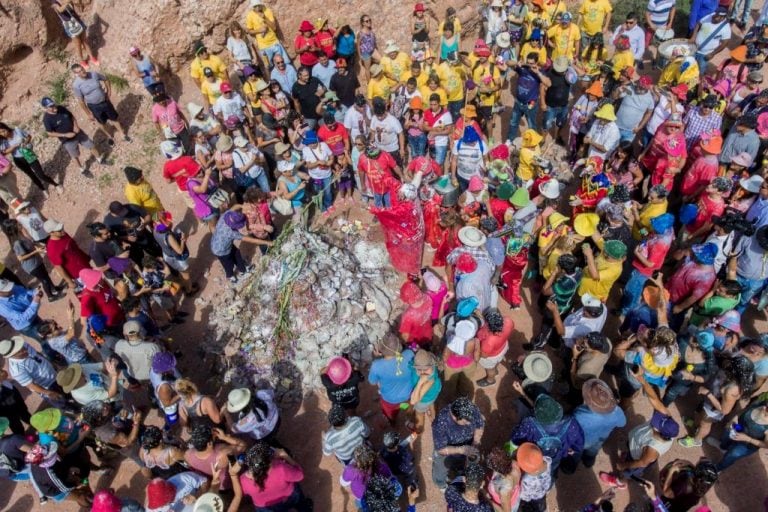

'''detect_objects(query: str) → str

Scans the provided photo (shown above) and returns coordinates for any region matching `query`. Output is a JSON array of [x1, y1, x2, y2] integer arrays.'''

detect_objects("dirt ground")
[[2, 8, 768, 512]]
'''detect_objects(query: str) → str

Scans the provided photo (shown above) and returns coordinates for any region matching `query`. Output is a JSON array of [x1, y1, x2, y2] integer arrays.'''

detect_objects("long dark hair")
[[244, 441, 273, 490], [1, 218, 20, 240], [0, 122, 11, 139]]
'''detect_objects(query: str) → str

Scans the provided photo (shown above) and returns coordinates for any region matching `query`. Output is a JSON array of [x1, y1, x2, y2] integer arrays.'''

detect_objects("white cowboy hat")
[[227, 388, 252, 413], [581, 292, 602, 309], [495, 32, 511, 48], [458, 226, 487, 247], [194, 493, 226, 512], [538, 179, 561, 199], [740, 174, 764, 194], [523, 351, 553, 383], [0, 336, 25, 358]]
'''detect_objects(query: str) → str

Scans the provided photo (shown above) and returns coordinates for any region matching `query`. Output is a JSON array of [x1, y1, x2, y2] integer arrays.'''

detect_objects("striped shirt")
[[646, 0, 676, 26], [322, 417, 370, 462]]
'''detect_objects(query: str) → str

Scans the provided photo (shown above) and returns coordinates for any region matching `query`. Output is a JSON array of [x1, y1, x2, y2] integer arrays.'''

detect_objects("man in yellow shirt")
[[380, 41, 412, 84], [419, 74, 448, 107], [547, 12, 581, 60], [199, 69, 224, 109], [244, 0, 288, 69], [367, 64, 397, 101], [190, 43, 227, 88], [466, 42, 501, 131], [436, 57, 466, 120], [578, 0, 612, 50], [401, 61, 430, 89], [578, 239, 626, 301], [123, 166, 164, 216]]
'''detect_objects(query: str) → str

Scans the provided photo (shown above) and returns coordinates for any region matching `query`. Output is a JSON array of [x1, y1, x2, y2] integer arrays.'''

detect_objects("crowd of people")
[[2, 0, 768, 510]]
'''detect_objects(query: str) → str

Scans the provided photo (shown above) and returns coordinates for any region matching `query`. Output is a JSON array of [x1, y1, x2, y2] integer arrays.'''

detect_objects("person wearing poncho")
[[370, 172, 426, 276], [570, 156, 610, 215], [640, 114, 688, 192], [516, 129, 542, 184]]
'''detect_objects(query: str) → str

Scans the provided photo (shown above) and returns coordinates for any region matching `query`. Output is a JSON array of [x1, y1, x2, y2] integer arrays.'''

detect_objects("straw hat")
[[458, 226, 487, 247], [370, 63, 383, 76], [582, 378, 617, 413], [496, 32, 511, 49], [227, 388, 252, 413], [275, 142, 292, 155], [574, 213, 599, 236], [523, 351, 552, 382], [56, 364, 83, 393], [0, 335, 25, 358], [216, 135, 234, 152], [384, 40, 400, 54]]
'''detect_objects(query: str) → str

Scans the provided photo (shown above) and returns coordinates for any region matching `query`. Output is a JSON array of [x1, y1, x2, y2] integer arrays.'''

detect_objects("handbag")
[[206, 188, 229, 209], [271, 197, 294, 216], [60, 7, 84, 37]]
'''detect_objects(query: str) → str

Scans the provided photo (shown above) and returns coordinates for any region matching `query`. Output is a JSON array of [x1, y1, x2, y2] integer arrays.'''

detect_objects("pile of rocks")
[[209, 226, 401, 404]]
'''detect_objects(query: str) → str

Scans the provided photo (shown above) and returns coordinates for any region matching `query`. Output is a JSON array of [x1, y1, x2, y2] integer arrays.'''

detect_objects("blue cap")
[[695, 331, 715, 352], [87, 314, 107, 333], [41, 97, 55, 108], [691, 242, 718, 265], [650, 213, 674, 234], [679, 203, 699, 225], [303, 130, 319, 145], [456, 297, 479, 318], [560, 12, 573, 22]]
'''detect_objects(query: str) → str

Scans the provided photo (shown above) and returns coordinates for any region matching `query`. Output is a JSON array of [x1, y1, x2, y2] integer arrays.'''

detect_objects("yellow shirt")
[[381, 53, 412, 83], [611, 49, 635, 78], [437, 62, 466, 102], [245, 8, 279, 49], [401, 70, 430, 89], [659, 59, 700, 89], [543, 1, 567, 21], [517, 146, 540, 181], [367, 75, 397, 101], [519, 43, 548, 66], [633, 199, 668, 239], [547, 24, 581, 60], [242, 81, 263, 110], [578, 256, 622, 301], [190, 55, 227, 82], [125, 182, 164, 215], [420, 86, 448, 106], [471, 63, 501, 107], [579, 0, 612, 35], [200, 78, 224, 106], [439, 19, 463, 36]]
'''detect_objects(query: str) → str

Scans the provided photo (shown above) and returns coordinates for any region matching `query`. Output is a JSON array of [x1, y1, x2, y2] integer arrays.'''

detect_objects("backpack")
[[231, 149, 258, 189], [534, 418, 572, 459]]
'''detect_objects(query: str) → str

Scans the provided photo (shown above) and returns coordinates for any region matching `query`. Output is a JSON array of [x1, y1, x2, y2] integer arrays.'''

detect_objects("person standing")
[[542, 57, 573, 143], [432, 397, 485, 491], [508, 52, 551, 141], [71, 63, 130, 146], [128, 46, 160, 93], [52, 0, 96, 68], [244, 0, 288, 70], [151, 93, 191, 155], [210, 210, 272, 284], [368, 335, 415, 424], [574, 379, 627, 467], [41, 97, 105, 175], [612, 13, 646, 67], [0, 123, 60, 196]]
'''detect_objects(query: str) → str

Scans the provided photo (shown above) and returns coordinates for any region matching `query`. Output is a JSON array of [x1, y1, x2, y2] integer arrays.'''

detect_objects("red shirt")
[[686, 194, 725, 234], [632, 235, 673, 276], [681, 155, 719, 197], [358, 152, 399, 195], [489, 197, 510, 226], [80, 287, 125, 328], [477, 316, 514, 358], [667, 259, 716, 304], [407, 156, 442, 179], [317, 123, 349, 155], [314, 29, 336, 58], [240, 459, 304, 507], [46, 234, 90, 280], [163, 157, 200, 192], [294, 35, 319, 67]]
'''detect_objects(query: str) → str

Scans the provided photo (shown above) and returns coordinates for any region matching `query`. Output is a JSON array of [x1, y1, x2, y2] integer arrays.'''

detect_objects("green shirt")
[[552, 269, 582, 313], [689, 295, 740, 327]]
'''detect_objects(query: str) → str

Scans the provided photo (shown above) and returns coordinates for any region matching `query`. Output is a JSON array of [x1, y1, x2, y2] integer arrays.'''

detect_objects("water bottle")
[[729, 423, 744, 440], [163, 402, 179, 428]]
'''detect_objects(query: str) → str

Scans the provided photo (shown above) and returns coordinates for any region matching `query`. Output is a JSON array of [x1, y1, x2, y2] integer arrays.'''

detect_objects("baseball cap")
[[41, 97, 55, 108]]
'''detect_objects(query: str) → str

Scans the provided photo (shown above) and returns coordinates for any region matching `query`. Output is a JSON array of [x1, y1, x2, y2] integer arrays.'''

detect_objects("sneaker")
[[682, 416, 695, 429], [229, 276, 238, 285], [599, 471, 627, 490], [328, 205, 337, 214], [79, 167, 89, 175], [244, 264, 256, 274], [677, 436, 702, 448]]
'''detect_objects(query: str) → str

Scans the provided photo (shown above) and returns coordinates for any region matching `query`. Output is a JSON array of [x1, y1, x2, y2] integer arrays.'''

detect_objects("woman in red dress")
[[639, 114, 688, 193], [421, 186, 445, 250], [398, 281, 434, 349], [432, 209, 463, 268]]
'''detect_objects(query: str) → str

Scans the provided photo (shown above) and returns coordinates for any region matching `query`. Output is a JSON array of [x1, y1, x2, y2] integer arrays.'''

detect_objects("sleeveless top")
[[440, 36, 459, 60], [359, 31, 376, 56], [741, 406, 768, 440], [185, 445, 232, 489], [413, 18, 429, 42], [133, 55, 156, 88], [279, 176, 305, 207], [142, 446, 175, 470]]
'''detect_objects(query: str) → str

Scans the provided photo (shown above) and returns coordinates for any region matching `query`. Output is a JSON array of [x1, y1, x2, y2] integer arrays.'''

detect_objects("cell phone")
[[630, 475, 648, 485]]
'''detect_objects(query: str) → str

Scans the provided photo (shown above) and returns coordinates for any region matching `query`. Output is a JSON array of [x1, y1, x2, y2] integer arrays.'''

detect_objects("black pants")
[[29, 265, 57, 299], [0, 267, 22, 286], [12, 157, 58, 191], [0, 384, 31, 435], [217, 247, 247, 279]]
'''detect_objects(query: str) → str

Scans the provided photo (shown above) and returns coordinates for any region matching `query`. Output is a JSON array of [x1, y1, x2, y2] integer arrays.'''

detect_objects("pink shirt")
[[632, 234, 673, 276], [686, 194, 725, 234], [152, 100, 186, 135], [240, 459, 304, 507], [666, 259, 716, 304], [681, 155, 719, 197]]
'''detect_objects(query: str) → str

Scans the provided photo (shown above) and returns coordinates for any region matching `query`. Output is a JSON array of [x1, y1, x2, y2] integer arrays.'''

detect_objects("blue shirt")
[[573, 404, 627, 451], [0, 285, 40, 330], [368, 350, 415, 404], [432, 404, 485, 451], [689, 0, 718, 31], [271, 64, 298, 94], [337, 33, 356, 57]]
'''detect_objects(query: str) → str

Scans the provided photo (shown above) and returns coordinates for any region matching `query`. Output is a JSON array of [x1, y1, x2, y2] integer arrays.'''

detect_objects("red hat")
[[414, 2, 425, 12], [147, 478, 177, 509], [670, 83, 689, 100], [220, 82, 233, 93], [299, 20, 315, 32], [490, 144, 510, 161], [400, 281, 425, 305], [92, 490, 122, 512], [336, 57, 347, 68], [475, 46, 491, 57], [638, 75, 653, 88], [456, 253, 478, 274]]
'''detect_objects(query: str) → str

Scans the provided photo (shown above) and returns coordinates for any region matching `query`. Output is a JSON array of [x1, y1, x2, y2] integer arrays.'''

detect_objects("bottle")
[[729, 423, 744, 440]]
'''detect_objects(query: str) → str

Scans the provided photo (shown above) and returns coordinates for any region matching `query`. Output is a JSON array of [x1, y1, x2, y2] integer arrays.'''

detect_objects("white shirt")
[[646, 95, 685, 136], [344, 105, 372, 141], [451, 141, 488, 180], [426, 109, 453, 147], [302, 142, 333, 180], [370, 114, 403, 153], [213, 93, 247, 121], [587, 120, 620, 159], [16, 209, 48, 242], [226, 37, 252, 62], [7, 345, 56, 388], [613, 24, 646, 60], [114, 339, 161, 381], [695, 15, 732, 55], [562, 307, 608, 348]]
